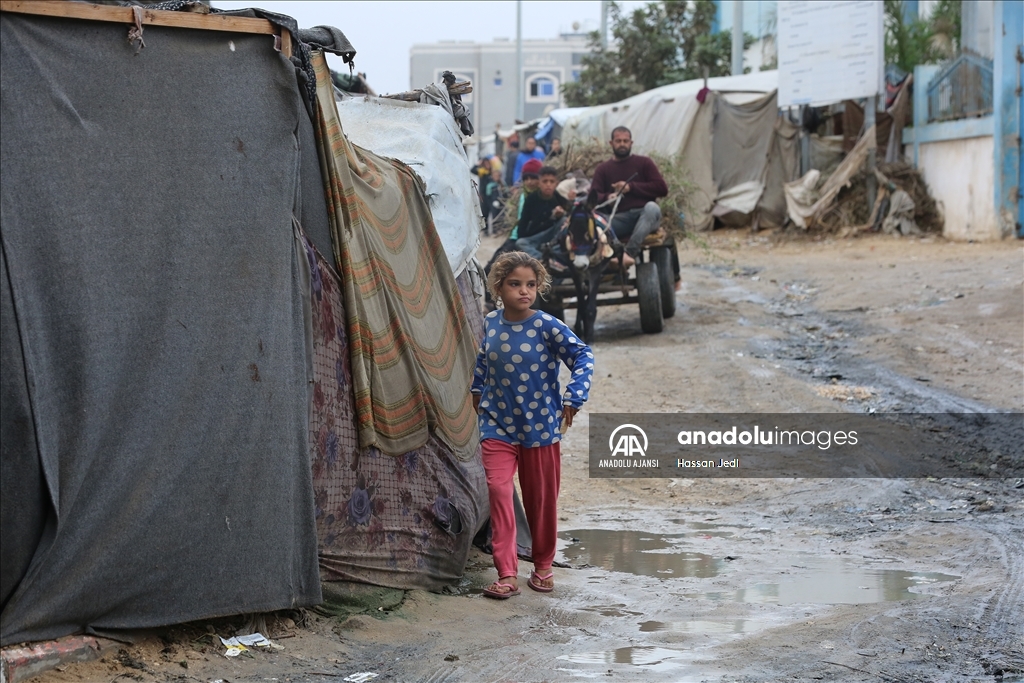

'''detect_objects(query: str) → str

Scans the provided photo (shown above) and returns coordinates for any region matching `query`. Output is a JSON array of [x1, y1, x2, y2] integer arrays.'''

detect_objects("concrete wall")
[[962, 0, 995, 59], [918, 135, 1000, 241], [907, 52, 1019, 241]]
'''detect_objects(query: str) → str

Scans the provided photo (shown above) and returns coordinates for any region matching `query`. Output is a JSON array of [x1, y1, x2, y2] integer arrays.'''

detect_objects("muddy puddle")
[[562, 528, 959, 605], [639, 618, 764, 634], [561, 529, 724, 578], [685, 564, 960, 605], [578, 604, 644, 618], [557, 645, 696, 674], [669, 519, 752, 537]]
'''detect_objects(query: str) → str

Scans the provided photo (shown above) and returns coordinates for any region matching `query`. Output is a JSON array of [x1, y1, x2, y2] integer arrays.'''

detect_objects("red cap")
[[521, 159, 544, 177]]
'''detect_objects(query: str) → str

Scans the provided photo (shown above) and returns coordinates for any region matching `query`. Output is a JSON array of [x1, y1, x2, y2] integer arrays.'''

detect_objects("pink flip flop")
[[528, 570, 554, 593], [483, 578, 520, 599]]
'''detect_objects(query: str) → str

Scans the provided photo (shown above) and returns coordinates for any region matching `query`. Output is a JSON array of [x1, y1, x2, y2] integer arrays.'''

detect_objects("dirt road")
[[36, 231, 1023, 682]]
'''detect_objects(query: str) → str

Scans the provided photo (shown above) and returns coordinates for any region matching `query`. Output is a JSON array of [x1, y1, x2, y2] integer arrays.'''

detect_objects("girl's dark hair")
[[486, 251, 552, 306]]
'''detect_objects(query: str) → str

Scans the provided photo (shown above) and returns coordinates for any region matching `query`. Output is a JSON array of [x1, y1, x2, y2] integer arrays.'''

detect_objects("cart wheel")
[[636, 262, 664, 334], [651, 246, 676, 319], [535, 295, 564, 322]]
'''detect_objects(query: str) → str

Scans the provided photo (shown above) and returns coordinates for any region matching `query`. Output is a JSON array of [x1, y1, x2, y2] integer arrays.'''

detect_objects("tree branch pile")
[[814, 160, 942, 234]]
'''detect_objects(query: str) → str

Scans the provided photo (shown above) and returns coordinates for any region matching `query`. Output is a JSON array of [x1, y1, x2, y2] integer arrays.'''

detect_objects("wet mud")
[[34, 232, 1023, 683]]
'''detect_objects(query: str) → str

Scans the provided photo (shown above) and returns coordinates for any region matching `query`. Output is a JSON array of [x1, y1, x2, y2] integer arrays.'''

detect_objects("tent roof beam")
[[0, 1, 291, 57]]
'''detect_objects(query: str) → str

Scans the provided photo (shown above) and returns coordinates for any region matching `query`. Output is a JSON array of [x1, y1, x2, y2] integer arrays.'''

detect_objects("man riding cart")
[[528, 127, 680, 343], [591, 126, 680, 286]]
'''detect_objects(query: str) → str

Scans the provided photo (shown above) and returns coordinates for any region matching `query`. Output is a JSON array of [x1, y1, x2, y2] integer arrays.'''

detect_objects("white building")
[[410, 35, 589, 138]]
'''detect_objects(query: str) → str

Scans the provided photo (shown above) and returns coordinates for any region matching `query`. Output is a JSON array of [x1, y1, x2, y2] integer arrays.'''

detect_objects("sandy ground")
[[34, 230, 1023, 683]]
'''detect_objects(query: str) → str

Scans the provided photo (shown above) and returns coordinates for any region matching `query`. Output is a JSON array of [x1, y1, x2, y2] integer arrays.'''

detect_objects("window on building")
[[530, 78, 555, 97], [526, 73, 559, 102]]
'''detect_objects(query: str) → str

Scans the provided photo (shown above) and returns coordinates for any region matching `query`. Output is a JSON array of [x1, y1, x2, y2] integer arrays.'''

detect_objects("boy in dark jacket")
[[515, 166, 568, 259]]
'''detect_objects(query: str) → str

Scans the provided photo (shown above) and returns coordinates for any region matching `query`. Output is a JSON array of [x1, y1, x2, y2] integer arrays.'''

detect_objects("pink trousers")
[[481, 438, 561, 579]]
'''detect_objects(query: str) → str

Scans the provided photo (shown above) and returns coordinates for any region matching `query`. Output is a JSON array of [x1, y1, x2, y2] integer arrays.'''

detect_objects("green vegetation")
[[564, 0, 963, 108], [563, 1, 754, 107], [884, 0, 962, 74], [647, 151, 700, 241]]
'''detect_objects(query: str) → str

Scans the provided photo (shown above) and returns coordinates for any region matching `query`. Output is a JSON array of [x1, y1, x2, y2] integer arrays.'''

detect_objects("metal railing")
[[927, 52, 994, 122]]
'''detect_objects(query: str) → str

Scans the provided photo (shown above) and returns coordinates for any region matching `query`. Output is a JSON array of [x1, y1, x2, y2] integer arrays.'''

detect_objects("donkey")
[[543, 193, 619, 344]]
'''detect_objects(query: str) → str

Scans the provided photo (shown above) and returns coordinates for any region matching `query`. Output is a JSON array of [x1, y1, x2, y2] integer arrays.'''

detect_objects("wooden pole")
[[382, 81, 473, 102], [865, 95, 878, 215], [0, 1, 290, 57]]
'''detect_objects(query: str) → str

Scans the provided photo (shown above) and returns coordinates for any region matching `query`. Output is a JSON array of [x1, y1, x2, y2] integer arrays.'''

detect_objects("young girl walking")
[[471, 251, 594, 598]]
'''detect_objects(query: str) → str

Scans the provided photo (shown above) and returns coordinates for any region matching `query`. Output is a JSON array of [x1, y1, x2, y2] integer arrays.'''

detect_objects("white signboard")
[[777, 0, 885, 107]]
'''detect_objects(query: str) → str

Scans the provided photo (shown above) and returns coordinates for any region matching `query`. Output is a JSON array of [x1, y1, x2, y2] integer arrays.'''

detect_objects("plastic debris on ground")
[[219, 633, 282, 657], [344, 673, 380, 682]]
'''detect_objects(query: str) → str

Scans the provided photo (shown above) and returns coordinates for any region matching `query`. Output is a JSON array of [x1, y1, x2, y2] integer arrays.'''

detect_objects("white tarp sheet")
[[535, 107, 591, 140], [549, 107, 589, 126], [335, 95, 481, 276], [561, 70, 779, 155]]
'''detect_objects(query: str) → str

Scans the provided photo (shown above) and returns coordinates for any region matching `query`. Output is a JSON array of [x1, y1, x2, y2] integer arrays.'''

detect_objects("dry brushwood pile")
[[814, 160, 942, 234], [550, 139, 613, 179], [496, 139, 696, 241], [648, 150, 698, 241], [495, 140, 613, 235]]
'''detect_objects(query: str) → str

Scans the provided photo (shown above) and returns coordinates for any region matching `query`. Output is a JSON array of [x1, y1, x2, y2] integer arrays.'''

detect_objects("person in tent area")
[[514, 159, 544, 224], [547, 137, 563, 158], [482, 158, 544, 298], [514, 166, 571, 260], [483, 165, 505, 225], [590, 126, 680, 286], [503, 137, 519, 186], [512, 136, 546, 184], [471, 251, 594, 599], [472, 156, 493, 212]]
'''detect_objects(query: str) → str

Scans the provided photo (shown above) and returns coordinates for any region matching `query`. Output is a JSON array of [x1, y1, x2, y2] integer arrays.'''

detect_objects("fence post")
[[866, 95, 877, 213]]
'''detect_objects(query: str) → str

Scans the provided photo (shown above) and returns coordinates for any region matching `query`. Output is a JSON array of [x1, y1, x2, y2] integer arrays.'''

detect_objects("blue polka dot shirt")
[[471, 310, 595, 447]]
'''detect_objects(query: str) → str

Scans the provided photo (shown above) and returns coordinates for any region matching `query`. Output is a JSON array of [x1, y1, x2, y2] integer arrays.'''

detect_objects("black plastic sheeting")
[[0, 13, 323, 644]]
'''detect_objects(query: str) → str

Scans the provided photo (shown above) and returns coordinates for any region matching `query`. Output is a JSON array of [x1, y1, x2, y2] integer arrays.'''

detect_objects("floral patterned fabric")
[[305, 234, 488, 590]]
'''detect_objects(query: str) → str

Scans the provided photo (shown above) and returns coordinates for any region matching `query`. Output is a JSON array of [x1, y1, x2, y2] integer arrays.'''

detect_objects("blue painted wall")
[[992, 0, 1022, 237]]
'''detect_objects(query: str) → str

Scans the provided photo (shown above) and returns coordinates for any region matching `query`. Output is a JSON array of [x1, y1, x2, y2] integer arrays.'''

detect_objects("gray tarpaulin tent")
[[561, 71, 800, 230], [0, 8, 325, 645], [1, 3, 485, 646]]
